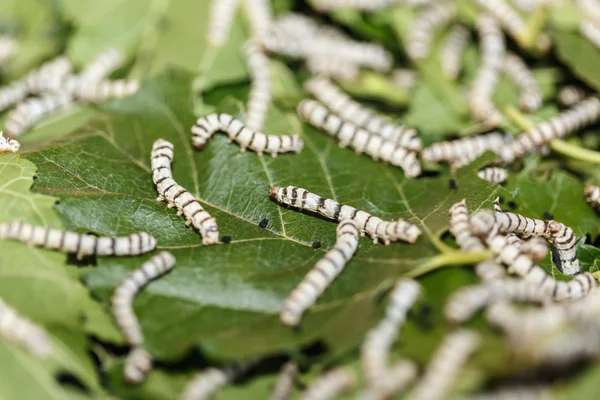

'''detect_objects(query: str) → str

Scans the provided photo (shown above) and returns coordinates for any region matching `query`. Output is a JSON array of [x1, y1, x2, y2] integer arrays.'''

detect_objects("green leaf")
[[553, 29, 600, 92]]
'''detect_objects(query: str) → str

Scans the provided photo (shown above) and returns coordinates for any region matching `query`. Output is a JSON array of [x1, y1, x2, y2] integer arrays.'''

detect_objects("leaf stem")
[[519, 5, 548, 50], [406, 250, 492, 278], [550, 140, 600, 164], [504, 105, 534, 131]]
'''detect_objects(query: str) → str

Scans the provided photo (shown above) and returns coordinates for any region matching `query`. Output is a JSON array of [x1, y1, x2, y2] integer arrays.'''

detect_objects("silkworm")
[[584, 185, 600, 209], [245, 41, 272, 131], [124, 347, 153, 384], [281, 219, 359, 326], [24, 56, 73, 94], [475, 0, 527, 40], [441, 25, 470, 80], [499, 96, 600, 163], [0, 36, 17, 65], [207, 0, 240, 46], [0, 297, 51, 358], [191, 113, 303, 156], [300, 368, 355, 400], [422, 131, 511, 166], [70, 79, 140, 103], [270, 361, 298, 400], [361, 279, 420, 386], [406, 2, 456, 61], [578, 0, 600, 22], [181, 359, 258, 400], [486, 301, 566, 338], [356, 360, 417, 400], [303, 77, 421, 150], [270, 185, 422, 244], [469, 15, 505, 126], [242, 0, 273, 41], [513, 0, 555, 11], [0, 221, 156, 259], [297, 99, 421, 177], [477, 167, 508, 184], [503, 52, 543, 112], [151, 139, 219, 245], [5, 92, 73, 137], [305, 56, 360, 81], [78, 48, 124, 84], [0, 82, 28, 112], [581, 19, 600, 49], [0, 131, 20, 153], [407, 329, 480, 400], [558, 85, 587, 107]]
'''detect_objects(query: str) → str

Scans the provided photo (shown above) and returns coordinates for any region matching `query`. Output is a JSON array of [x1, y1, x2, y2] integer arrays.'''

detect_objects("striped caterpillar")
[[305, 56, 359, 81], [207, 0, 239, 47], [469, 15, 505, 127], [558, 85, 587, 107], [0, 131, 20, 153], [303, 77, 421, 151], [406, 2, 457, 61], [78, 48, 124, 84], [477, 167, 508, 184], [270, 361, 298, 400], [0, 36, 17, 66], [421, 131, 511, 166], [297, 100, 421, 177], [111, 252, 175, 383], [67, 78, 140, 104], [5, 92, 73, 137], [181, 359, 259, 400], [585, 185, 600, 210], [499, 96, 600, 163], [300, 368, 355, 400], [270, 185, 422, 244], [356, 360, 417, 400], [361, 279, 420, 387], [151, 139, 219, 245], [440, 25, 470, 80], [244, 41, 272, 132], [406, 329, 480, 400], [0, 221, 156, 259], [581, 20, 600, 49], [503, 52, 543, 112], [0, 298, 52, 358], [191, 113, 303, 156], [242, 0, 273, 41], [281, 219, 359, 326]]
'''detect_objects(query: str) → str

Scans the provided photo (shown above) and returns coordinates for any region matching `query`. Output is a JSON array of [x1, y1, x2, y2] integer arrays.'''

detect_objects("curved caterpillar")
[[300, 368, 355, 400], [305, 56, 359, 81], [303, 77, 421, 151], [5, 92, 73, 137], [281, 219, 359, 326], [242, 0, 273, 41], [499, 96, 600, 163], [356, 360, 417, 400], [0, 221, 156, 259], [469, 15, 505, 126], [0, 36, 17, 66], [181, 359, 259, 400], [581, 19, 600, 49], [503, 52, 543, 112], [112, 252, 175, 384], [477, 167, 508, 184], [0, 297, 52, 358], [441, 25, 470, 80], [24, 56, 73, 95], [361, 279, 420, 387], [422, 131, 511, 166], [151, 139, 219, 246], [244, 41, 272, 131], [407, 329, 480, 400], [0, 131, 20, 153], [270, 361, 298, 400], [67, 78, 140, 103], [297, 100, 421, 177], [191, 113, 303, 156], [584, 185, 600, 210], [78, 48, 124, 84], [406, 2, 457, 61], [207, 0, 240, 47], [270, 185, 422, 244], [558, 85, 587, 107]]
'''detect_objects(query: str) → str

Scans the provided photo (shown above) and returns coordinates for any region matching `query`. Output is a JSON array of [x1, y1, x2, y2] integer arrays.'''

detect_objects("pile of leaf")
[[1, 0, 600, 398]]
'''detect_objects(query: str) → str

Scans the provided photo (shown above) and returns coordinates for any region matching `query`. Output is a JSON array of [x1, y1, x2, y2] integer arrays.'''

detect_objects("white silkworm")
[[475, 0, 527, 40], [70, 78, 140, 103], [361, 279, 420, 387], [578, 0, 600, 22], [281, 219, 359, 326], [78, 48, 124, 84], [499, 96, 600, 163], [477, 167, 508, 184], [270, 361, 298, 400], [112, 252, 175, 384], [503, 52, 543, 112], [191, 113, 303, 156], [297, 99, 421, 177], [151, 139, 219, 245], [207, 0, 240, 47], [0, 131, 20, 153], [270, 185, 422, 245], [406, 2, 456, 61], [303, 77, 421, 150], [558, 85, 587, 107], [0, 221, 156, 259], [421, 131, 511, 165], [244, 41, 272, 131], [0, 82, 28, 112], [242, 0, 273, 41], [0, 298, 51, 358], [24, 56, 73, 94], [469, 15, 505, 126], [580, 19, 600, 49], [182, 359, 258, 400], [5, 92, 73, 137], [305, 56, 360, 81], [0, 36, 17, 65], [441, 25, 470, 80], [300, 368, 355, 400], [311, 0, 404, 11], [584, 185, 600, 209], [407, 329, 480, 400], [356, 360, 417, 400]]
